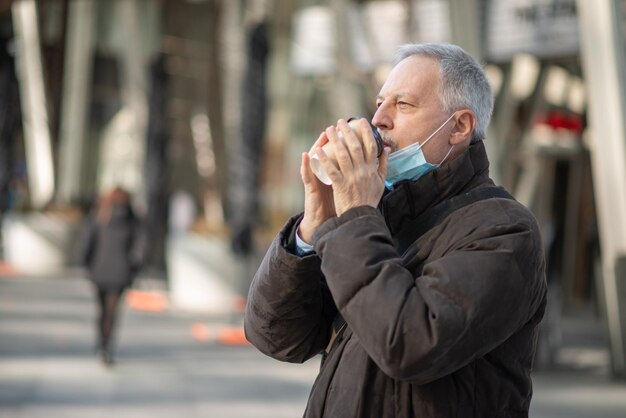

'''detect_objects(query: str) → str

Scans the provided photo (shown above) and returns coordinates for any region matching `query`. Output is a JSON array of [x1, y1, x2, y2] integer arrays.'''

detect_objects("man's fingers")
[[316, 147, 343, 185], [325, 124, 353, 173], [309, 132, 328, 155], [338, 119, 365, 167], [301, 152, 316, 187]]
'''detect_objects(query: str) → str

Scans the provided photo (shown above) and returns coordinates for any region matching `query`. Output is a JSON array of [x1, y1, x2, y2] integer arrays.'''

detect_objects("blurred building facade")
[[0, 0, 626, 377]]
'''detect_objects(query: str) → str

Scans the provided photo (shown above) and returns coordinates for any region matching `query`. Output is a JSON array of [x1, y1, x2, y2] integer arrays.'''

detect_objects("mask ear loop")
[[437, 145, 455, 167], [417, 111, 458, 151], [420, 111, 458, 167]]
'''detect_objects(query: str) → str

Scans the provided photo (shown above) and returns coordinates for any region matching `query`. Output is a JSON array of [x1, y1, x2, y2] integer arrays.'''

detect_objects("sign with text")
[[486, 0, 579, 62]]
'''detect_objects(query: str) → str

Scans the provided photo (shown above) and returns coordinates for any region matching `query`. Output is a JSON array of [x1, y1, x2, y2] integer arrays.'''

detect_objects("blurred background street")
[[2, 0, 626, 416], [1, 273, 626, 418], [0, 273, 320, 418]]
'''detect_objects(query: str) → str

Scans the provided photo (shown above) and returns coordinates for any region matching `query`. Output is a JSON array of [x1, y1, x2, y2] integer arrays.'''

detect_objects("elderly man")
[[245, 43, 547, 417]]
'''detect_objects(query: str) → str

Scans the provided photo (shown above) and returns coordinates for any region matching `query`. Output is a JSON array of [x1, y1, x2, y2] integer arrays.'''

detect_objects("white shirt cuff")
[[295, 227, 315, 256]]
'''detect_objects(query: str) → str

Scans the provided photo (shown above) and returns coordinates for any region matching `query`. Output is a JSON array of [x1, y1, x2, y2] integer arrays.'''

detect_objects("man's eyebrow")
[[376, 93, 418, 102]]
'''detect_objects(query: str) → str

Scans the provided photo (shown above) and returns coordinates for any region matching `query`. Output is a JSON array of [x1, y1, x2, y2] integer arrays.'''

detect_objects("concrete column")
[[576, 0, 626, 377], [447, 0, 482, 60], [329, 0, 365, 118], [11, 0, 55, 209], [98, 0, 149, 209], [118, 0, 149, 139], [57, 0, 96, 204], [447, 0, 503, 182]]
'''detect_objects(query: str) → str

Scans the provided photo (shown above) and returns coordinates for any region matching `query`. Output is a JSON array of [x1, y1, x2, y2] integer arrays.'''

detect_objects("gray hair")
[[394, 43, 493, 142]]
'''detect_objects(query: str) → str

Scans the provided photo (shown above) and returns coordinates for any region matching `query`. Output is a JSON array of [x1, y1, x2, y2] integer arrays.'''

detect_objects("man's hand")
[[299, 132, 337, 243], [317, 118, 390, 216]]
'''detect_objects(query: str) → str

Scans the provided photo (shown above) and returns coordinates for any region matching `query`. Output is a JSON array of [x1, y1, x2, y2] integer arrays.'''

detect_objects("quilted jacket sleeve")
[[244, 214, 337, 363]]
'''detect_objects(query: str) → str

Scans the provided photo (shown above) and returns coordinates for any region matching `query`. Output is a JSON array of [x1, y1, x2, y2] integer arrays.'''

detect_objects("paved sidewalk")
[[1, 274, 626, 417], [530, 312, 626, 418], [0, 275, 318, 417]]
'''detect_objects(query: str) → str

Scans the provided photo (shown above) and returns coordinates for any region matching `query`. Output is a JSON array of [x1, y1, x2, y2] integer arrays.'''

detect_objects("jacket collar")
[[380, 140, 493, 235]]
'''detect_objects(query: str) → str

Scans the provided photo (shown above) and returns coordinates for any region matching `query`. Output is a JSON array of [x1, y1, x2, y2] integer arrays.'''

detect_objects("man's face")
[[372, 55, 454, 164]]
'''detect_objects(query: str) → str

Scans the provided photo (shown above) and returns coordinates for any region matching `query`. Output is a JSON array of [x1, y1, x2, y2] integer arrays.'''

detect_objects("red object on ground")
[[191, 323, 212, 342], [217, 327, 251, 346], [0, 262, 20, 278], [126, 290, 168, 312]]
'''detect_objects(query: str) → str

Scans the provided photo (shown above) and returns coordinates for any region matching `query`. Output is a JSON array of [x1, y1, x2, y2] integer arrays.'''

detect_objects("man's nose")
[[372, 103, 392, 130]]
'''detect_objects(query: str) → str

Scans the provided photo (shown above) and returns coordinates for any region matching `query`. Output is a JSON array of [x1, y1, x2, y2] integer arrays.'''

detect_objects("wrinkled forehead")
[[378, 55, 441, 104]]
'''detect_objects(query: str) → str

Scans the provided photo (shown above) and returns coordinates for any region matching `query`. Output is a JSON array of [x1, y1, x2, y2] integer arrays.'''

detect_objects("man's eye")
[[398, 102, 410, 108], [375, 102, 382, 108]]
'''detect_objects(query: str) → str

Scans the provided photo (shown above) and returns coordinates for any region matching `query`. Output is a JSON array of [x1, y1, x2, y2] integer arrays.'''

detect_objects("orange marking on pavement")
[[191, 323, 212, 342], [0, 261, 20, 278], [126, 290, 168, 312], [217, 327, 251, 346]]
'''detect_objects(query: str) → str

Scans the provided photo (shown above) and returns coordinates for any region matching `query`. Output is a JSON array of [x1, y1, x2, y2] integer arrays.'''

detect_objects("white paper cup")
[[310, 119, 383, 185], [310, 141, 337, 185]]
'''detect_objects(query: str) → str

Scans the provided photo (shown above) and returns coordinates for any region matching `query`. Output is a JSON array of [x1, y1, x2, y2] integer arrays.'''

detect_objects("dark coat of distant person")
[[77, 191, 143, 291]]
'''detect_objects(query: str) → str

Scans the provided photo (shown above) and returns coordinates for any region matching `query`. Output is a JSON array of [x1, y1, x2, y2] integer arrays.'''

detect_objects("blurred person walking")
[[245, 43, 547, 417], [76, 187, 145, 366]]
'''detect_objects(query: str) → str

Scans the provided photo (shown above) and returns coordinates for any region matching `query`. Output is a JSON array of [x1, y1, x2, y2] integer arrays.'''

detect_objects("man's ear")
[[450, 110, 476, 145]]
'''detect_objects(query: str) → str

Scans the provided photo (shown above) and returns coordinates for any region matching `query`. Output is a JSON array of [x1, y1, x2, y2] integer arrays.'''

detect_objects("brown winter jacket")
[[245, 141, 547, 417]]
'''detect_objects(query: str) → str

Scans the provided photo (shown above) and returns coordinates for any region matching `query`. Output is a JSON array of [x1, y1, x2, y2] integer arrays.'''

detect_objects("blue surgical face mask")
[[385, 112, 457, 189]]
